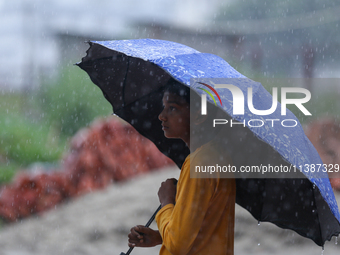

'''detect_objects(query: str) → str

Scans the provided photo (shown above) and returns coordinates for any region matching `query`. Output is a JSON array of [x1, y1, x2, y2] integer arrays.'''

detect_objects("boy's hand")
[[128, 225, 162, 247], [158, 178, 177, 208]]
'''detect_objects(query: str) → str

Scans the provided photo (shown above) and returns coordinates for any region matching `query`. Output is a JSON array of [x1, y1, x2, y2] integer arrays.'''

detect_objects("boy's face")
[[158, 91, 190, 143]]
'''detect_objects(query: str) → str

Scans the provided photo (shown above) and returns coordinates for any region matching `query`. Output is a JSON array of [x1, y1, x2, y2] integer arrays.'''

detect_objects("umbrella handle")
[[120, 179, 177, 255], [120, 204, 162, 255]]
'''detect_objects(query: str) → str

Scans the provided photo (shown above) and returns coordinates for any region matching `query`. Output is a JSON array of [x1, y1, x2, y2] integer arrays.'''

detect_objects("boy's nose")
[[158, 110, 166, 121]]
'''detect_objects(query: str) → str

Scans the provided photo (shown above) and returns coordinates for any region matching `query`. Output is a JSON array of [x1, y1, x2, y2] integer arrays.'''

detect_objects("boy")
[[128, 80, 236, 255]]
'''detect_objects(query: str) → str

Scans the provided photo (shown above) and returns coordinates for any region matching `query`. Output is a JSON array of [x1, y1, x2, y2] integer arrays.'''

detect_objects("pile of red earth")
[[305, 118, 340, 191], [0, 117, 174, 222]]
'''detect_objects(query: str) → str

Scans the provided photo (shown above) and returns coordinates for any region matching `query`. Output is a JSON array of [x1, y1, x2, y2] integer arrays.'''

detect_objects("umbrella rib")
[[259, 179, 265, 222], [122, 57, 130, 107], [312, 185, 325, 247]]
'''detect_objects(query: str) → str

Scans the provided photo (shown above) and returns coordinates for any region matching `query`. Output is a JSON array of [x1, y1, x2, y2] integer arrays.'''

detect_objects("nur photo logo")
[[197, 82, 223, 115], [195, 79, 312, 128]]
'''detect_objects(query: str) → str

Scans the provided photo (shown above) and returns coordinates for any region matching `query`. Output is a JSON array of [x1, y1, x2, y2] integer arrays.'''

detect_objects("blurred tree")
[[0, 66, 111, 184], [39, 66, 111, 136]]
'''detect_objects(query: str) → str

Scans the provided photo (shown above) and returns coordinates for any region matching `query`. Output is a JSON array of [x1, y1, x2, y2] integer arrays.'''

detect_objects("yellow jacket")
[[156, 141, 236, 255]]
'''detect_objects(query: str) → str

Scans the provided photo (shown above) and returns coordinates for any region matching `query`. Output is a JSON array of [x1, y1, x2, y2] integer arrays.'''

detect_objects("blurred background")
[[0, 0, 340, 254], [1, 0, 340, 182]]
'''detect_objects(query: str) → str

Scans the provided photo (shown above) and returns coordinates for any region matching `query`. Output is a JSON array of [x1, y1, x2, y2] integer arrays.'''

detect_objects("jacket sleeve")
[[155, 159, 214, 255]]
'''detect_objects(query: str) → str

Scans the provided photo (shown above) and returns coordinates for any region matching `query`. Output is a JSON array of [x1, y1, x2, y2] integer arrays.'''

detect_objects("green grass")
[[0, 66, 112, 184], [0, 163, 20, 184], [0, 112, 65, 164], [0, 111, 66, 183], [38, 67, 112, 136]]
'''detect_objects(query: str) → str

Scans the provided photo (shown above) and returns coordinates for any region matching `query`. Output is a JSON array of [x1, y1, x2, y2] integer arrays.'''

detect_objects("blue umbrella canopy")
[[77, 39, 340, 246]]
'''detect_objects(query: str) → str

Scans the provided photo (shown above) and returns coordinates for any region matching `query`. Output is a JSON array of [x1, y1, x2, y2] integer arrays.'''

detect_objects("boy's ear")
[[192, 109, 208, 125]]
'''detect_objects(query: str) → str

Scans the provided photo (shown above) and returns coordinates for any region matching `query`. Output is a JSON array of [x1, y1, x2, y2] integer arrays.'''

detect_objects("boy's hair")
[[163, 78, 190, 104]]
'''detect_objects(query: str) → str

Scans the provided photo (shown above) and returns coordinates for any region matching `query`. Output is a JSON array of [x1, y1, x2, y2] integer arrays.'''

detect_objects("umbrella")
[[77, 39, 340, 247]]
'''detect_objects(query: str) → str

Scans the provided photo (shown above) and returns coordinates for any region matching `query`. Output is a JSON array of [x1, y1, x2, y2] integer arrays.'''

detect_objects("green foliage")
[[0, 163, 20, 184], [38, 66, 112, 136], [0, 65, 112, 183], [0, 112, 64, 164]]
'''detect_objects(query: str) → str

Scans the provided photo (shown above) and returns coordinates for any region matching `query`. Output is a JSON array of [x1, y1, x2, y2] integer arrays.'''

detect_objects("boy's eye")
[[169, 106, 176, 111]]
